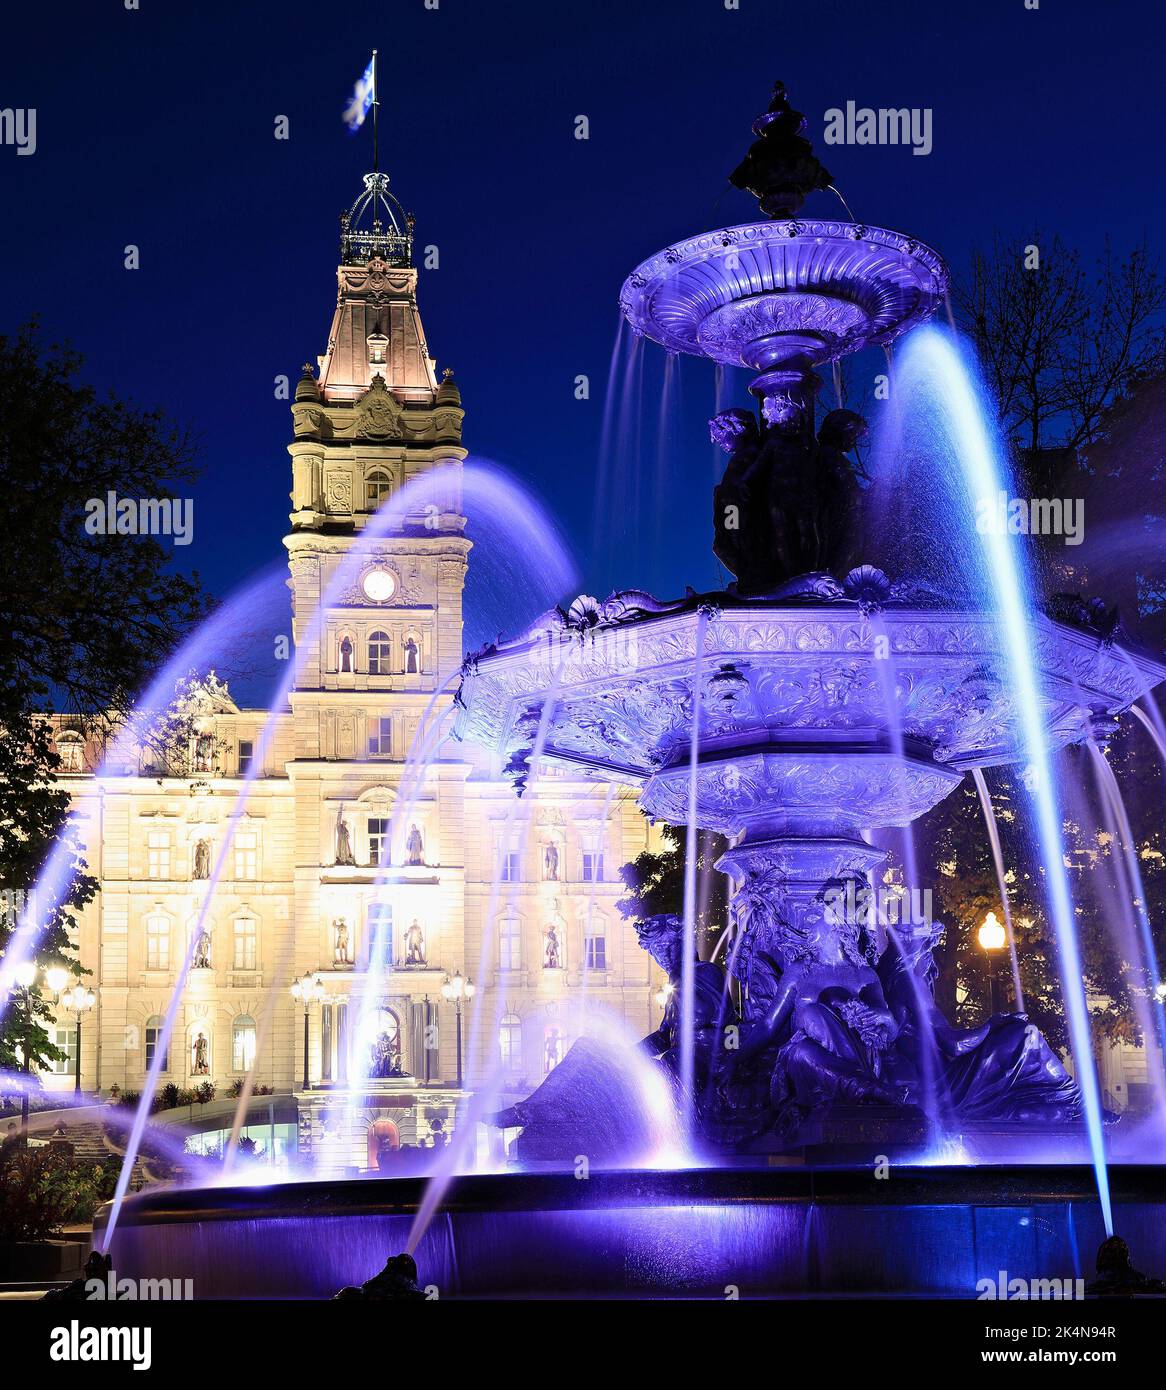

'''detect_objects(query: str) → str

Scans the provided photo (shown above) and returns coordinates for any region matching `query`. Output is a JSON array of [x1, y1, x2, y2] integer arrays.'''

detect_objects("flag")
[[343, 56, 375, 132]]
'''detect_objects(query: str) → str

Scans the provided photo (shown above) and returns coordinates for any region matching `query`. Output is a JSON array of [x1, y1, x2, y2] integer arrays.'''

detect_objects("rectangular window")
[[52, 1027, 77, 1076], [368, 717, 393, 757], [234, 831, 258, 880], [238, 740, 254, 775], [233, 916, 257, 971], [367, 903, 393, 968], [147, 831, 170, 880], [145, 1022, 169, 1072], [146, 917, 170, 971], [368, 817, 390, 867], [582, 852, 605, 883], [500, 915, 522, 971], [585, 934, 606, 971], [500, 851, 520, 883]]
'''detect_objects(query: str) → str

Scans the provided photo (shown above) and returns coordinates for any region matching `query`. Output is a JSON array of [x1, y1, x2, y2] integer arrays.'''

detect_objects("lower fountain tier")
[[455, 596, 1166, 838], [95, 1165, 1166, 1298]]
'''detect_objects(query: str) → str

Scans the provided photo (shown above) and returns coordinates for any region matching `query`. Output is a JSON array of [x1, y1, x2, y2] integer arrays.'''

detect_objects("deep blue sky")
[[3, 0, 1164, 640]]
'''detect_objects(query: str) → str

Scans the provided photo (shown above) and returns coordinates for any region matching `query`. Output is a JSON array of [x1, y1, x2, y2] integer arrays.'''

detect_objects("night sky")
[[3, 0, 1164, 658]]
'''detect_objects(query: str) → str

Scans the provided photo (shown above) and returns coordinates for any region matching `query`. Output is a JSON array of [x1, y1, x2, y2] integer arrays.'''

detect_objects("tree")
[[617, 823, 730, 961], [0, 322, 209, 1085], [953, 233, 1166, 459]]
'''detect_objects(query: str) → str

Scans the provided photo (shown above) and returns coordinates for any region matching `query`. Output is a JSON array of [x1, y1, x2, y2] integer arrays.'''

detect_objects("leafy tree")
[[0, 322, 208, 1087], [617, 823, 730, 961]]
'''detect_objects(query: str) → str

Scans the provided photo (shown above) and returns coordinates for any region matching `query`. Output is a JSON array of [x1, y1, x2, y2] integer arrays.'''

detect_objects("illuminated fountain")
[[456, 84, 1165, 1177], [93, 83, 1166, 1298]]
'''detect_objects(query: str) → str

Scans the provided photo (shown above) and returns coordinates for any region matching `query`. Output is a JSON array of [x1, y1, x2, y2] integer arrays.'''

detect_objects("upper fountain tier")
[[619, 82, 946, 413]]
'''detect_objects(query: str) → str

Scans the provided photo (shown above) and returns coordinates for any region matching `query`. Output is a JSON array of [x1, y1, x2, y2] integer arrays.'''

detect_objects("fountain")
[[457, 83, 1164, 1165], [92, 82, 1166, 1298]]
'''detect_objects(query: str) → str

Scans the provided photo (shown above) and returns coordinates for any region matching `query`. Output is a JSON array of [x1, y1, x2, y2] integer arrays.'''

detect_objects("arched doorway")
[[366, 1117, 401, 1170]]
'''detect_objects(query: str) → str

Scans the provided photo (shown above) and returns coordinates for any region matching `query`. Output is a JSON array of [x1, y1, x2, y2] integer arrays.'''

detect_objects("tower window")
[[368, 631, 391, 675], [366, 472, 391, 509]]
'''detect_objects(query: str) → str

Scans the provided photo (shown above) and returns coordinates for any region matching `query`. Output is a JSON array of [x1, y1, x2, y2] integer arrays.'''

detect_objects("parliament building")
[[45, 174, 664, 1167]]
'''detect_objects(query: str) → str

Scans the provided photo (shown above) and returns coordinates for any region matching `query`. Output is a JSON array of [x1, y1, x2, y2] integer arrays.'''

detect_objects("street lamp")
[[441, 970, 475, 1089], [978, 910, 1006, 1014], [290, 972, 324, 1090], [57, 984, 96, 1095]]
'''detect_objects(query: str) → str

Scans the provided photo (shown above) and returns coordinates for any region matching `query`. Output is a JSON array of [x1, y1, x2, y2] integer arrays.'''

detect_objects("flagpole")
[[371, 49, 379, 179]]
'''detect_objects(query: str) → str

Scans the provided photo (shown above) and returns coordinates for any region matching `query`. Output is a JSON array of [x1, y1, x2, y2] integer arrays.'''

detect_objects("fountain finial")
[[728, 81, 833, 219]]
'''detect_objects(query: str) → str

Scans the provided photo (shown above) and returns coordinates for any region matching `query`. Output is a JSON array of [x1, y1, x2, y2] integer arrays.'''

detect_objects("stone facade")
[[42, 183, 665, 1149]]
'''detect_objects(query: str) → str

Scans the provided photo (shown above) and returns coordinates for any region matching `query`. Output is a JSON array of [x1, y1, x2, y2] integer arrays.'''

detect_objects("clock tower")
[[283, 171, 471, 1109]]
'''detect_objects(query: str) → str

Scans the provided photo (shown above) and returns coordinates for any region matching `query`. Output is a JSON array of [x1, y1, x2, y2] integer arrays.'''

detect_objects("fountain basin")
[[619, 221, 947, 373], [94, 1166, 1166, 1298]]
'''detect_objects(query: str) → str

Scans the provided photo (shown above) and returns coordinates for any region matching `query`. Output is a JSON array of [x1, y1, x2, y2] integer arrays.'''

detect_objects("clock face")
[[361, 568, 396, 602]]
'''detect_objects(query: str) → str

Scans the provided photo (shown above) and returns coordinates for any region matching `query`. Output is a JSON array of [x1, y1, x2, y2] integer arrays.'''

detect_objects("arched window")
[[499, 913, 522, 971], [366, 472, 391, 509], [56, 732, 84, 774], [145, 1016, 169, 1072], [233, 915, 257, 971], [368, 631, 391, 675], [232, 1015, 257, 1071], [145, 914, 170, 971], [500, 1013, 523, 1074]]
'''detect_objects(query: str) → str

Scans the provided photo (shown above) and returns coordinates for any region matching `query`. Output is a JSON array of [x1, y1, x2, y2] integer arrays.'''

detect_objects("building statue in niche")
[[404, 636, 419, 674], [404, 919, 426, 966], [58, 738, 84, 773], [543, 923, 561, 970], [544, 1029, 562, 1075], [193, 929, 212, 971], [339, 636, 354, 673], [544, 843, 559, 881], [335, 808, 355, 866], [406, 823, 424, 866], [192, 1032, 210, 1075], [333, 917, 351, 966], [193, 838, 211, 880], [194, 733, 214, 774]]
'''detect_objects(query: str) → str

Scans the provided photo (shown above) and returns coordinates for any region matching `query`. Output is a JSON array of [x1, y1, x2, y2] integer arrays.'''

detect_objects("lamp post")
[[290, 972, 324, 1090], [58, 984, 95, 1095], [978, 910, 1007, 1015], [441, 970, 475, 1088]]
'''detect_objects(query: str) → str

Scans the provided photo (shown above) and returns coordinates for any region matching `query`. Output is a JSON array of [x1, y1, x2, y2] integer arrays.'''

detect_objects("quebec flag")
[[343, 56, 375, 132]]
